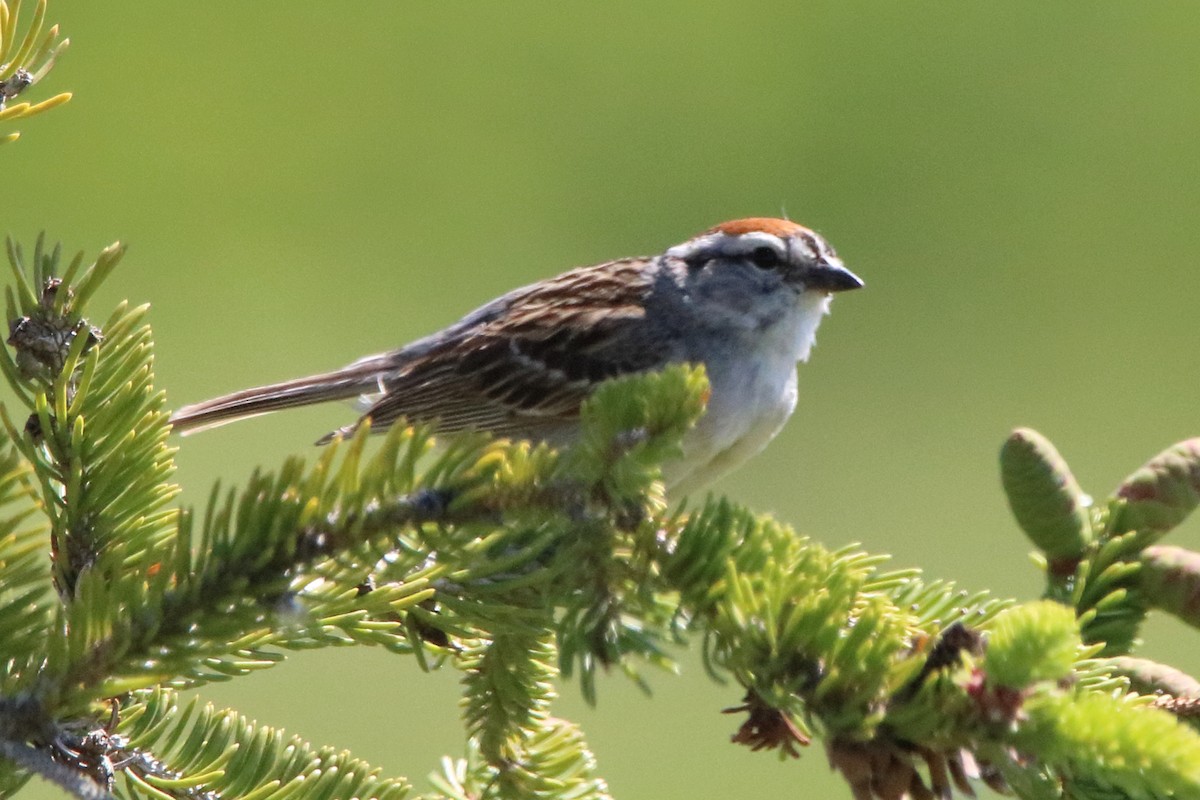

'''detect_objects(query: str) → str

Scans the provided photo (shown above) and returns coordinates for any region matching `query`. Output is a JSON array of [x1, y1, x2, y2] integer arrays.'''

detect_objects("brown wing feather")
[[354, 258, 673, 440]]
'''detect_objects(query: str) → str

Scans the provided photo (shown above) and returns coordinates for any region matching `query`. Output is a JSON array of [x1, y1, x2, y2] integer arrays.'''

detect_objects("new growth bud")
[[1114, 439, 1200, 535], [1000, 428, 1092, 567]]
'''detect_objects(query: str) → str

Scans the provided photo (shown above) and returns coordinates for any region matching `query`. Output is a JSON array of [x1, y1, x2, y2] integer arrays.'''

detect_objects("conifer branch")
[[3, 235, 1200, 800], [0, 0, 70, 144], [4, 2, 1198, 797], [0, 738, 112, 800]]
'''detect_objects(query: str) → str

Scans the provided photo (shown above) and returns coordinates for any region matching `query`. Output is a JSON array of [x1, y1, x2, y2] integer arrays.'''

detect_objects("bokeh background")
[[8, 3, 1200, 798]]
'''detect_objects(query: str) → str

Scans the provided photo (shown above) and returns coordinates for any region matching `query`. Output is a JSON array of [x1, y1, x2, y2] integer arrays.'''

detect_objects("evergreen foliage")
[[0, 0, 71, 144], [6, 4, 1200, 798], [2, 240, 1200, 800]]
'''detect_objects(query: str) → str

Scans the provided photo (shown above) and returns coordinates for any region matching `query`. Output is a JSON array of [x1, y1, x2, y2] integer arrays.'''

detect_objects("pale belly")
[[663, 359, 800, 496]]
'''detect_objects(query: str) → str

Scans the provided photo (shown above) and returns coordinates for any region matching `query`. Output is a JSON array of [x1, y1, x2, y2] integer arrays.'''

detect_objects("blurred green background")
[[8, 2, 1200, 798]]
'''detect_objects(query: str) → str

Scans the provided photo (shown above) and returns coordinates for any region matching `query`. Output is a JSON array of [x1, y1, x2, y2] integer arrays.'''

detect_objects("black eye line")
[[748, 245, 783, 269], [679, 241, 789, 271], [800, 232, 832, 260]]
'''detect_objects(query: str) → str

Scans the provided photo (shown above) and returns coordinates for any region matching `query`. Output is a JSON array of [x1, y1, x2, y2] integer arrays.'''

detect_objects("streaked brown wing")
[[359, 257, 674, 438]]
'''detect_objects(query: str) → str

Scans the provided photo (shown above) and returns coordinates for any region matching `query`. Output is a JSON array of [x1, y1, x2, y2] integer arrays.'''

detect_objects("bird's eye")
[[748, 246, 783, 269]]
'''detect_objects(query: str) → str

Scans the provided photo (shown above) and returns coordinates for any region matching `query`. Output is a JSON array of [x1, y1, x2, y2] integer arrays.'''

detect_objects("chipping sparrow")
[[171, 218, 862, 495]]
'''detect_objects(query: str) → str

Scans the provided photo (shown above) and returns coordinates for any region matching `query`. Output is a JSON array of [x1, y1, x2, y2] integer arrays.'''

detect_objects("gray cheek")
[[695, 264, 772, 313]]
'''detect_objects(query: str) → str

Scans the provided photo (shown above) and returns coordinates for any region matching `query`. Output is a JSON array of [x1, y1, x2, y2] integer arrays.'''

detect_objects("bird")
[[171, 218, 863, 495]]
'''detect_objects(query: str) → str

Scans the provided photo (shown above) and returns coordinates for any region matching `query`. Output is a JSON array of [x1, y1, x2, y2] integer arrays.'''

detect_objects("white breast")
[[664, 291, 832, 495]]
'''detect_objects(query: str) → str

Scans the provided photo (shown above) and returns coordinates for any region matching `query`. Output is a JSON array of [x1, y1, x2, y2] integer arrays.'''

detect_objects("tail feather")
[[170, 358, 390, 435]]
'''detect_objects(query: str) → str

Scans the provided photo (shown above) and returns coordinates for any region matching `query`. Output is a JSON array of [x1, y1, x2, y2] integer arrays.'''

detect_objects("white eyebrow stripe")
[[666, 231, 788, 262], [718, 231, 788, 255]]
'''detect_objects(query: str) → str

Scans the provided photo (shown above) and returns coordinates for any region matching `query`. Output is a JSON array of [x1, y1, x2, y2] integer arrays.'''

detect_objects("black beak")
[[804, 261, 864, 293]]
